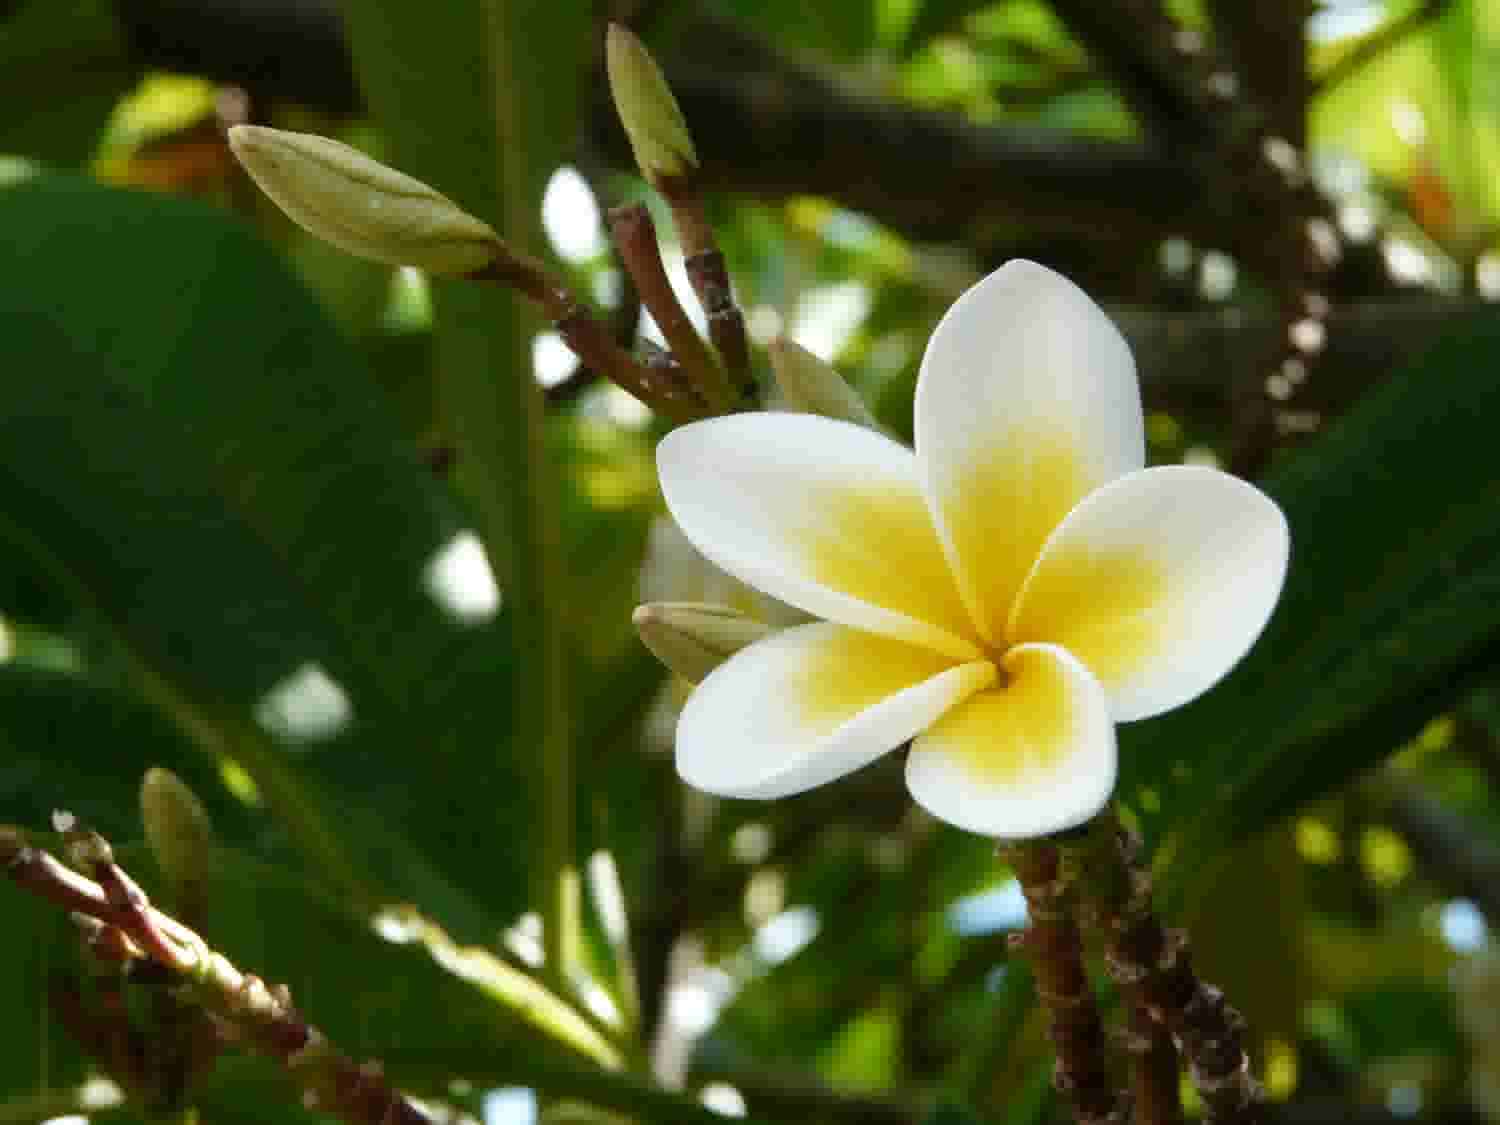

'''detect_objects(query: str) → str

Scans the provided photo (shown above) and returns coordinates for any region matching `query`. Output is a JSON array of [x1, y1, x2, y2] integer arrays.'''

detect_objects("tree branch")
[[2, 824, 429, 1125], [1207, 0, 1310, 144], [114, 0, 1207, 253]]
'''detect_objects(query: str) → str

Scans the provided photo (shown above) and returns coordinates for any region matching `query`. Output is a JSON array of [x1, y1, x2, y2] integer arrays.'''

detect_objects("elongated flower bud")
[[633, 602, 771, 685], [227, 125, 502, 274], [768, 336, 879, 428], [606, 24, 698, 185], [140, 767, 213, 910]]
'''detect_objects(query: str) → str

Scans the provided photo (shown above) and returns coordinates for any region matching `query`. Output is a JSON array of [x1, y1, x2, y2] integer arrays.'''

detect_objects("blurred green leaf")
[[0, 0, 138, 165], [0, 172, 530, 941], [1127, 310, 1500, 888], [339, 0, 592, 984], [901, 0, 992, 54], [0, 663, 254, 847], [725, 0, 877, 59]]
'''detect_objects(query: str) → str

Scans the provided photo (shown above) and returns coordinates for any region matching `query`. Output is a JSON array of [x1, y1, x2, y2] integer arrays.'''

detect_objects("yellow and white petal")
[[677, 623, 995, 799], [1008, 465, 1289, 722], [906, 643, 1115, 838], [914, 260, 1144, 643], [658, 413, 981, 661]]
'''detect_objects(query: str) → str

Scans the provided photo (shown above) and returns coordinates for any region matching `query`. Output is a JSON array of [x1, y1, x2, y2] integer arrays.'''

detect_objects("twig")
[[651, 169, 755, 403], [1000, 841, 1127, 1125], [1065, 814, 1262, 1124], [468, 249, 709, 422], [683, 248, 753, 403], [2, 825, 430, 1125], [606, 203, 733, 411]]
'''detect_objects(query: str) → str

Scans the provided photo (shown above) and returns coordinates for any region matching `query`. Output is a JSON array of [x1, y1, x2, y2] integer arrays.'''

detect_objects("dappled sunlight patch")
[[253, 661, 352, 742], [424, 530, 502, 624]]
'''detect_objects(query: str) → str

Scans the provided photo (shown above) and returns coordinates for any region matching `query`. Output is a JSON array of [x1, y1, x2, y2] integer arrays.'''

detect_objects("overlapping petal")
[[659, 413, 981, 661], [677, 623, 995, 799], [914, 261, 1144, 642], [906, 643, 1115, 837], [1008, 465, 1289, 722]]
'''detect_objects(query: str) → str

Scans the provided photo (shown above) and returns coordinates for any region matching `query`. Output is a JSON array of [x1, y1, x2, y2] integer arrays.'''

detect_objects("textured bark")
[[1067, 817, 1262, 1124], [1003, 842, 1127, 1124]]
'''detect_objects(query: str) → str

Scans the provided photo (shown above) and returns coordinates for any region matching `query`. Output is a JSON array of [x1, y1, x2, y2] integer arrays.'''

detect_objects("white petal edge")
[[906, 643, 1115, 838], [676, 622, 995, 799], [914, 260, 1145, 642], [659, 413, 981, 661], [1009, 464, 1290, 722]]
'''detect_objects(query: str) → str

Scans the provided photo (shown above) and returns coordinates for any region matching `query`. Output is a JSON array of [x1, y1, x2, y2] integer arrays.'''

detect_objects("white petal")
[[914, 260, 1144, 643], [659, 413, 981, 661], [906, 643, 1115, 837], [677, 623, 994, 799], [1009, 465, 1289, 722]]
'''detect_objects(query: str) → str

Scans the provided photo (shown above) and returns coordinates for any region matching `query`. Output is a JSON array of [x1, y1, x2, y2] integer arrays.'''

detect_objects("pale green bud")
[[632, 602, 772, 685], [606, 24, 698, 184], [227, 125, 501, 274], [768, 336, 879, 429], [140, 767, 213, 905]]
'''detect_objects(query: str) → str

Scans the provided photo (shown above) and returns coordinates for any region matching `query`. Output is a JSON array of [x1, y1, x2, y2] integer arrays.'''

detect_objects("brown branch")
[[1207, 0, 1310, 144], [1065, 815, 1262, 1124], [1059, 820, 1183, 1125], [607, 203, 732, 411], [468, 249, 710, 422], [1044, 0, 1221, 142], [2, 824, 430, 1125], [683, 248, 754, 404], [1001, 841, 1126, 1125], [649, 162, 755, 402], [115, 0, 1209, 253]]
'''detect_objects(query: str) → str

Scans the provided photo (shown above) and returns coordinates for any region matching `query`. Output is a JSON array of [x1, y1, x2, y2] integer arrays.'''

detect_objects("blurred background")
[[4, 1, 1500, 1123]]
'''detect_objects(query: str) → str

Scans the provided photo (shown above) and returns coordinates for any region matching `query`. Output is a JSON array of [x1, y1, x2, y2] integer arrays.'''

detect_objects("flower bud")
[[606, 24, 698, 185], [140, 767, 213, 907], [633, 602, 772, 685], [227, 125, 502, 274], [768, 337, 879, 429]]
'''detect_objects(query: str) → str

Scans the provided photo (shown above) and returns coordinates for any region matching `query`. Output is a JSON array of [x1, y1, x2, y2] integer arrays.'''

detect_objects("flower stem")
[[1064, 811, 1262, 1124], [1000, 840, 1127, 1124], [607, 202, 734, 413], [657, 178, 756, 404], [468, 249, 710, 422]]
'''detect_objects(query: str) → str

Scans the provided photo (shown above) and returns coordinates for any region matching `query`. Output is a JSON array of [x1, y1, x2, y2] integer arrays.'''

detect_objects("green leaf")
[[1125, 311, 1500, 887], [0, 0, 138, 165], [0, 664, 255, 847], [724, 0, 877, 59], [901, 0, 992, 54], [0, 171, 531, 941], [339, 0, 591, 985]]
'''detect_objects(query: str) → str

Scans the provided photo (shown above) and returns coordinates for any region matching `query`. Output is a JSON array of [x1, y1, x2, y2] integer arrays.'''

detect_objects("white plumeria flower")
[[657, 262, 1289, 838]]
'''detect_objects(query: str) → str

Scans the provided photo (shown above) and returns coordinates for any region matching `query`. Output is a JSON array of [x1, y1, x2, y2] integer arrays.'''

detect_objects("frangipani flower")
[[657, 262, 1289, 837]]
